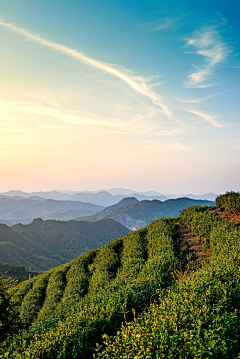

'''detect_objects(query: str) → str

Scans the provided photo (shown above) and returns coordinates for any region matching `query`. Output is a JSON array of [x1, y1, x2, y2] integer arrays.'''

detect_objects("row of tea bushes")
[[215, 191, 240, 214], [96, 206, 240, 358], [1, 218, 179, 358]]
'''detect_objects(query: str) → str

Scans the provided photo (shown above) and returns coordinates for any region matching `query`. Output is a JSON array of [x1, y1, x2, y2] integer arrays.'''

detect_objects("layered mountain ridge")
[[0, 189, 216, 225], [75, 197, 215, 230]]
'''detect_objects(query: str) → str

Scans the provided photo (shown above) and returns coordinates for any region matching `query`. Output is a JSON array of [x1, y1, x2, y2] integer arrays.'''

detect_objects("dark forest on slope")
[[0, 219, 129, 271]]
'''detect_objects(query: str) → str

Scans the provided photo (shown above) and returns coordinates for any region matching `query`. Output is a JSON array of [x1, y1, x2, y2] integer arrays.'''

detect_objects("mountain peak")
[[118, 197, 139, 206]]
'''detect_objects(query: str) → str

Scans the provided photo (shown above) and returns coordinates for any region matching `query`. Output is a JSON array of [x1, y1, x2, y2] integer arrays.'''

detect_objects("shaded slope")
[[117, 197, 214, 222], [0, 262, 28, 282], [0, 220, 129, 271], [0, 242, 60, 271]]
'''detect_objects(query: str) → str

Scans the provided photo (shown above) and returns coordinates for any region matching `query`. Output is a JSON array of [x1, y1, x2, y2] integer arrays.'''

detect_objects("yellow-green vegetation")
[[0, 218, 180, 358], [0, 276, 19, 343], [0, 263, 28, 282], [215, 191, 240, 214], [96, 196, 240, 358], [1, 191, 240, 358]]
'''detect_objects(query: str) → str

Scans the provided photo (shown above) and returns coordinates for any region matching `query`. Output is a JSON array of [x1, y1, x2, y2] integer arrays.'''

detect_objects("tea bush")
[[216, 191, 240, 214], [96, 207, 240, 358], [0, 218, 179, 358]]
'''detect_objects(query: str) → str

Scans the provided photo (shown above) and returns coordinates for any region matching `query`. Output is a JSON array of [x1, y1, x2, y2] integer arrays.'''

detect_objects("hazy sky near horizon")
[[0, 0, 239, 194]]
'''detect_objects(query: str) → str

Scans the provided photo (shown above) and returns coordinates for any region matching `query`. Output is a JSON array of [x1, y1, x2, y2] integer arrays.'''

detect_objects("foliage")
[[95, 206, 240, 358], [0, 276, 19, 343], [0, 218, 179, 358], [0, 263, 28, 282], [215, 191, 240, 214], [2, 204, 240, 358], [179, 205, 219, 243]]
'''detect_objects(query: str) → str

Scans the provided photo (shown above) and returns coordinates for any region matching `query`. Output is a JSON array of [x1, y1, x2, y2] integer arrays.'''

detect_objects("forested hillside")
[[0, 263, 28, 282], [0, 219, 129, 271], [0, 191, 239, 358]]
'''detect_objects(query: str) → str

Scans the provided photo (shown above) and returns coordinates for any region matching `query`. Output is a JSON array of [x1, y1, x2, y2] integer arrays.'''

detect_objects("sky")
[[0, 0, 239, 194]]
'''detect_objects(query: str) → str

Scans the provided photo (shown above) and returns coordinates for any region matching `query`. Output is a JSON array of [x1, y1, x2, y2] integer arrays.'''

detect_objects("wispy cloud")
[[0, 97, 121, 129], [0, 19, 171, 118], [0, 96, 182, 139], [187, 109, 223, 128], [230, 138, 240, 150], [179, 91, 229, 104], [184, 27, 230, 88], [139, 18, 173, 31]]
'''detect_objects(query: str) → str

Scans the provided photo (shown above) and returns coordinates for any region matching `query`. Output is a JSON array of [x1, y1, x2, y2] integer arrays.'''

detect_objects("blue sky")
[[0, 0, 239, 194]]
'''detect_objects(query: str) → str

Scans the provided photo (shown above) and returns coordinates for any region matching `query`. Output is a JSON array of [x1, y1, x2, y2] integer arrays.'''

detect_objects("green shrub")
[[216, 191, 240, 214], [96, 207, 240, 359], [1, 219, 178, 358]]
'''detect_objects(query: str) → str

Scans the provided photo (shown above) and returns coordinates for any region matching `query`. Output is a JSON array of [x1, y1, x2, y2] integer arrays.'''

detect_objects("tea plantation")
[[0, 191, 240, 358]]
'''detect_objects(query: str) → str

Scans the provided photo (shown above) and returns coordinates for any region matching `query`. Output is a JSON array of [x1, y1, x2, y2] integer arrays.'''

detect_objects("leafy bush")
[[96, 206, 240, 358], [0, 219, 179, 358], [216, 191, 240, 214]]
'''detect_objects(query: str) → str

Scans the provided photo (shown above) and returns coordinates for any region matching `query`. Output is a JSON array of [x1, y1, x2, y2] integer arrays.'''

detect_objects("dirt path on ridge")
[[214, 210, 240, 228], [174, 222, 211, 265]]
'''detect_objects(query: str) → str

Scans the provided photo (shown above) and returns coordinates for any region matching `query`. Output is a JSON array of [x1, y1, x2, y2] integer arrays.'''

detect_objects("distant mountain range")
[[0, 189, 217, 206], [0, 189, 217, 225], [0, 193, 215, 270], [0, 197, 103, 225], [74, 197, 215, 230]]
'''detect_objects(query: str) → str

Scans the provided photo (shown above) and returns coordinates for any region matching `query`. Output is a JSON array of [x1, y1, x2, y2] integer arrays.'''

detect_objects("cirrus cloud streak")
[[0, 19, 171, 118], [184, 27, 230, 88]]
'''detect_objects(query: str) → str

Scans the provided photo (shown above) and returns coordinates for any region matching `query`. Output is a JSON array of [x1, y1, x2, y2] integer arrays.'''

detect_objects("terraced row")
[[1, 218, 180, 358], [96, 206, 240, 358]]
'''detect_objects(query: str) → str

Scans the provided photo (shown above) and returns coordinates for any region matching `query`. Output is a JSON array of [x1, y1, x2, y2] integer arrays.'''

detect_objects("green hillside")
[[0, 263, 28, 282], [1, 191, 240, 358], [96, 192, 240, 358], [0, 242, 60, 271], [1, 207, 38, 220], [0, 217, 180, 357], [0, 219, 129, 271]]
